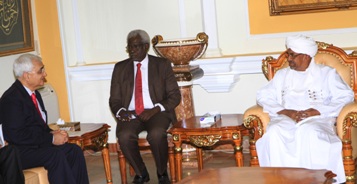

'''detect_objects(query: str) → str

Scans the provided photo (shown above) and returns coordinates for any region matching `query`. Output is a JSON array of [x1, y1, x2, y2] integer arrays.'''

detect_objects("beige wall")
[[34, 0, 70, 121], [248, 1, 357, 34]]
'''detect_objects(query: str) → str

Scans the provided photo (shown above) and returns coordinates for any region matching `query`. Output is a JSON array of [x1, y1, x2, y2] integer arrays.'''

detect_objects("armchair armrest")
[[242, 105, 270, 167], [243, 105, 270, 139], [336, 102, 357, 140]]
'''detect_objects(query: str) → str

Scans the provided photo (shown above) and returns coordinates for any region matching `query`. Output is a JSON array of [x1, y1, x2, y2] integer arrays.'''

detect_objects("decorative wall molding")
[[68, 64, 114, 81], [248, 27, 357, 40], [192, 57, 265, 92], [67, 49, 354, 93], [67, 55, 267, 92], [201, 0, 222, 57]]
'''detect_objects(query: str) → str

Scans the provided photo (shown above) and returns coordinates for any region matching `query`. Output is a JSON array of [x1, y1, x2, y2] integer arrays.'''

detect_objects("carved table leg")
[[196, 147, 203, 171], [168, 145, 176, 183], [174, 142, 183, 181], [232, 132, 244, 167], [234, 144, 243, 167]]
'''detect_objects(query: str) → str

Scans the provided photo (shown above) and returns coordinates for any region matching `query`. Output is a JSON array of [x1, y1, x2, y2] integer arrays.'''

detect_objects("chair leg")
[[118, 149, 127, 184], [129, 165, 135, 176], [342, 139, 356, 184], [117, 134, 175, 183], [249, 139, 260, 166], [168, 145, 176, 183]]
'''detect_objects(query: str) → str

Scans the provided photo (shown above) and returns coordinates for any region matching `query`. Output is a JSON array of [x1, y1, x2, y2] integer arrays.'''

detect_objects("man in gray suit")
[[109, 29, 181, 184]]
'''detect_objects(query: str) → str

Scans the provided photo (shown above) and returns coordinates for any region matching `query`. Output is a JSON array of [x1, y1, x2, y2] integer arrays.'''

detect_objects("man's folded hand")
[[52, 131, 68, 145], [138, 106, 160, 122]]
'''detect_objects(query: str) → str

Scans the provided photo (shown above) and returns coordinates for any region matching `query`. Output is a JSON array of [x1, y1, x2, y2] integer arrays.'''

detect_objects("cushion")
[[23, 167, 48, 184]]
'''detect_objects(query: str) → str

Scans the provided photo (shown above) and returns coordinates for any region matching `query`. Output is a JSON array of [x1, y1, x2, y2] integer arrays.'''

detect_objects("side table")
[[68, 123, 112, 184], [168, 114, 248, 181]]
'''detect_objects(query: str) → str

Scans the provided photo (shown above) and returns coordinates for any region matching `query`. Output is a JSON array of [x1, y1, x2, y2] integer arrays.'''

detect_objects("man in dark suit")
[[0, 54, 89, 184], [109, 29, 181, 184], [0, 144, 24, 184]]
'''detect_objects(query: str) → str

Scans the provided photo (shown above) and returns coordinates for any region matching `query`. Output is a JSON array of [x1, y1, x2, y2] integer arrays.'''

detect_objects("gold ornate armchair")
[[243, 42, 357, 184]]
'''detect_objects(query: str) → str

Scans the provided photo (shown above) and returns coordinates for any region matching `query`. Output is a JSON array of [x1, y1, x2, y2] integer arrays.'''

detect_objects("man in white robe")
[[256, 35, 354, 183]]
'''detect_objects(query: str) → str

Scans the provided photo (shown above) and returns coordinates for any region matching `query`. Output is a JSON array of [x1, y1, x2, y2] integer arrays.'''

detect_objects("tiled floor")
[[85, 149, 250, 184]]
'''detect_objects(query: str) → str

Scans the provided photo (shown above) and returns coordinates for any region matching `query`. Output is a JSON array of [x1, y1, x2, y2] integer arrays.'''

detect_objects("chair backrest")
[[262, 42, 357, 101]]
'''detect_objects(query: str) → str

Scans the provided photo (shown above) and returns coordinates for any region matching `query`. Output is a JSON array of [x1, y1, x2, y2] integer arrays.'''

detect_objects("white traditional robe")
[[256, 59, 354, 183]]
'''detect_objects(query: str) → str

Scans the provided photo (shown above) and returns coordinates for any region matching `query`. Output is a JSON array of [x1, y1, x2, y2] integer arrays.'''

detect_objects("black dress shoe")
[[132, 168, 150, 184], [132, 175, 150, 184], [157, 170, 170, 184]]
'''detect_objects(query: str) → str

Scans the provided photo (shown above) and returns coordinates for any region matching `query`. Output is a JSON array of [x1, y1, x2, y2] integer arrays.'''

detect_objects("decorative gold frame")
[[0, 0, 34, 57], [269, 0, 357, 16]]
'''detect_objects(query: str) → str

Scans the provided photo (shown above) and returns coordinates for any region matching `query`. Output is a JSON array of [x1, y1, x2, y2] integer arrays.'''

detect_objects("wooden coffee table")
[[176, 167, 335, 184], [168, 114, 248, 182], [68, 123, 112, 184]]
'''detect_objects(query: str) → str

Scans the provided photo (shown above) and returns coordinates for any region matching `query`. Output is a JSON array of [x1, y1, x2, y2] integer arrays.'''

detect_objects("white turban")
[[285, 35, 318, 57]]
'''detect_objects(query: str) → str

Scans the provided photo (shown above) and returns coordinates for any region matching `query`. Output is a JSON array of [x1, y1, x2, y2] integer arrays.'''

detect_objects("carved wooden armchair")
[[243, 42, 357, 184]]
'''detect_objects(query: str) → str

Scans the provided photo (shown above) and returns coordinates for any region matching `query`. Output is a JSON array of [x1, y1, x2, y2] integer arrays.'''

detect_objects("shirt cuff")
[[116, 108, 126, 118], [155, 103, 165, 111]]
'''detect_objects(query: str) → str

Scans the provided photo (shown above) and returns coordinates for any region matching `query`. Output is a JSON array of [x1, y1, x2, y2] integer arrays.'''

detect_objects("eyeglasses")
[[28, 67, 46, 75], [126, 43, 145, 50], [286, 52, 303, 59]]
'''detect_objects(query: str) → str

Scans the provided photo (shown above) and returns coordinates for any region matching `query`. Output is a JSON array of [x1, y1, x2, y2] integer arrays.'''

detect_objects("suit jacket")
[[0, 80, 53, 149], [109, 55, 181, 122]]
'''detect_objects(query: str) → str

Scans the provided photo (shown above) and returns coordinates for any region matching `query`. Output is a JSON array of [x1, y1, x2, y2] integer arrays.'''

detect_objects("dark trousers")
[[0, 145, 24, 184], [19, 143, 89, 184], [117, 112, 171, 176]]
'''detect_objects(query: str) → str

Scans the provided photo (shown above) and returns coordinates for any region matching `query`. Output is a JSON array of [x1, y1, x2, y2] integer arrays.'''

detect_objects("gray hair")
[[127, 29, 150, 45], [13, 54, 42, 78]]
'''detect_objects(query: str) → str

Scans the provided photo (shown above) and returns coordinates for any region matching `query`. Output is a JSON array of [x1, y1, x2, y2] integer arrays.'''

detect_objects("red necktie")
[[135, 63, 144, 115], [31, 93, 42, 118]]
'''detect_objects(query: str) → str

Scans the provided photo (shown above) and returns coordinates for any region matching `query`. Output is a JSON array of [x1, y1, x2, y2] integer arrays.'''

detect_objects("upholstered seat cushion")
[[23, 167, 48, 184]]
